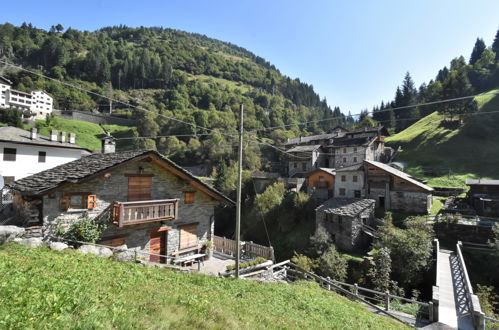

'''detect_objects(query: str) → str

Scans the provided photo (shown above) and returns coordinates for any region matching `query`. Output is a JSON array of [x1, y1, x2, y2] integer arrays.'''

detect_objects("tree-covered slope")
[[386, 89, 499, 188], [0, 243, 407, 329]]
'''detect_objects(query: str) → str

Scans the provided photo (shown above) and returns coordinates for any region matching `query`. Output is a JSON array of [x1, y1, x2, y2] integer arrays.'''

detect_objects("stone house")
[[287, 145, 327, 177], [364, 160, 433, 213], [305, 168, 335, 200], [465, 179, 499, 217], [334, 164, 365, 199], [7, 149, 234, 263], [315, 198, 376, 251]]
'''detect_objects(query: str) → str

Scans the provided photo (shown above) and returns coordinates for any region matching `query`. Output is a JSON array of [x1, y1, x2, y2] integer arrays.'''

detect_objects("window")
[[60, 193, 96, 210], [341, 175, 346, 182], [179, 223, 198, 249], [126, 174, 153, 201], [184, 191, 195, 204], [354, 190, 361, 198], [353, 175, 358, 182], [293, 162, 297, 168], [353, 157, 357, 162], [38, 151, 46, 163], [343, 148, 347, 153], [3, 148, 16, 161], [353, 147, 357, 152], [302, 163, 307, 171], [319, 175, 325, 182], [339, 188, 346, 196]]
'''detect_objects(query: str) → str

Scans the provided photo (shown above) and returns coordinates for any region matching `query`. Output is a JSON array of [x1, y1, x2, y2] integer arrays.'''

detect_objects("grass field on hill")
[[32, 117, 137, 151], [0, 243, 407, 329], [386, 89, 499, 188]]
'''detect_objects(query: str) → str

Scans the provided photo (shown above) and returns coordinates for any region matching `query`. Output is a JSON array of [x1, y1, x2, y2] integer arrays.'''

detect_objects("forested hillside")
[[0, 23, 351, 183]]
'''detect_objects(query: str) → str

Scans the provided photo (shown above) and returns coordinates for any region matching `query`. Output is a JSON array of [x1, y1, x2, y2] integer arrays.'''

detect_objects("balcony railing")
[[112, 199, 179, 227], [313, 181, 329, 188]]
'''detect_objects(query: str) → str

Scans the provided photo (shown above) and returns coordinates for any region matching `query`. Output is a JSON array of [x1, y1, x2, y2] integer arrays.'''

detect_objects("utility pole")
[[235, 104, 244, 278]]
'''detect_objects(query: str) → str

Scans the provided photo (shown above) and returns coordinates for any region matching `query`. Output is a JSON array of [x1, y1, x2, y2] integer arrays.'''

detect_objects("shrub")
[[309, 225, 331, 257], [63, 218, 106, 244], [317, 246, 347, 281], [226, 256, 267, 271], [291, 252, 318, 272]]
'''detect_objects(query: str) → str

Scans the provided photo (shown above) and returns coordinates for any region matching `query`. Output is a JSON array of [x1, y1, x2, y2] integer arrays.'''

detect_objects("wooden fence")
[[213, 236, 274, 261]]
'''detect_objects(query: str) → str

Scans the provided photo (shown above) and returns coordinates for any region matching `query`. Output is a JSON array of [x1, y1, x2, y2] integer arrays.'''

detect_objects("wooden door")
[[149, 229, 166, 263]]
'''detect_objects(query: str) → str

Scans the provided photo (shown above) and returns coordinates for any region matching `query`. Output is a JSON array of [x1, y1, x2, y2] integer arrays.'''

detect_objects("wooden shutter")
[[179, 224, 198, 249], [184, 192, 195, 204], [60, 196, 69, 211], [128, 176, 152, 201], [87, 194, 97, 209]]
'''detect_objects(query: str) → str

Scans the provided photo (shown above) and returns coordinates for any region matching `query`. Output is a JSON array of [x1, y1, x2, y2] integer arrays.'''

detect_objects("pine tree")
[[469, 38, 486, 65], [492, 28, 499, 59]]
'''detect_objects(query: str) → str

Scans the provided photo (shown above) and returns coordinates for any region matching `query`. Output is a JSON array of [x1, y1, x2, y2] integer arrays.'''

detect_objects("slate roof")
[[287, 144, 322, 153], [316, 198, 375, 217], [466, 179, 499, 186], [329, 136, 374, 147], [284, 133, 337, 146], [0, 126, 91, 152], [364, 160, 434, 192], [8, 149, 234, 204]]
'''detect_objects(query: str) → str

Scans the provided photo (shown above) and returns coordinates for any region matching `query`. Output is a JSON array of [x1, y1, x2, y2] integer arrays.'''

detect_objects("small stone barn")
[[315, 198, 376, 251], [364, 160, 433, 213], [8, 149, 234, 262]]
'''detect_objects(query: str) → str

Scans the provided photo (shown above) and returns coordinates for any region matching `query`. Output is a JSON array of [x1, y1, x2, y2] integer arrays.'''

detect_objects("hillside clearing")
[[0, 243, 407, 329], [386, 90, 499, 188]]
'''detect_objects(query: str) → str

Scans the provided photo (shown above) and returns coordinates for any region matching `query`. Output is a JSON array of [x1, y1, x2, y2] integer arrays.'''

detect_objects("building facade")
[[305, 168, 335, 200], [0, 126, 91, 184], [334, 164, 365, 199], [0, 76, 53, 119], [8, 150, 234, 262], [315, 198, 376, 251], [466, 179, 499, 217]]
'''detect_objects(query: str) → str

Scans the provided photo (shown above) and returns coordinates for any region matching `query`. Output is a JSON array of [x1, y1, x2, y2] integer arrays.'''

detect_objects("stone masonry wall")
[[389, 191, 431, 213], [41, 159, 218, 256]]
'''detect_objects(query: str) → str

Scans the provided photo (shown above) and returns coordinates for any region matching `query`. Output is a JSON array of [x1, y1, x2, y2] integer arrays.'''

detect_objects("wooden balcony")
[[313, 181, 329, 188], [112, 199, 179, 227]]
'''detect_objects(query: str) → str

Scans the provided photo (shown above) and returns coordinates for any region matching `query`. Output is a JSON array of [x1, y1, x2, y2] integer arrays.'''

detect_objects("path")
[[437, 249, 474, 330]]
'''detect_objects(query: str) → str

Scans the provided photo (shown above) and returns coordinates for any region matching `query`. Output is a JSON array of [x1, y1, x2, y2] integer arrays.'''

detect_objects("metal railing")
[[456, 241, 485, 329]]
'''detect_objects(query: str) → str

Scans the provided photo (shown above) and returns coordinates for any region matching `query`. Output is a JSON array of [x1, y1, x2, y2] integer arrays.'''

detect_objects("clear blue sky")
[[1, 0, 498, 113]]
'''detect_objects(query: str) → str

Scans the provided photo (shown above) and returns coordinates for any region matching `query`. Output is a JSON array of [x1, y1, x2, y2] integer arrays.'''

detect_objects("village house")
[[334, 164, 365, 198], [465, 179, 499, 217], [7, 147, 234, 263], [0, 76, 54, 120], [0, 126, 91, 184], [315, 198, 376, 251], [364, 160, 433, 213], [305, 168, 335, 200], [287, 144, 327, 177]]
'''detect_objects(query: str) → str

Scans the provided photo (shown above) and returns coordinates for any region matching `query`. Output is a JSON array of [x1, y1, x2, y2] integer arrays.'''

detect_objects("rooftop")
[[364, 160, 434, 192], [287, 144, 322, 153], [0, 126, 91, 151], [306, 168, 336, 177], [329, 136, 374, 147], [335, 164, 364, 172], [8, 149, 234, 205], [466, 179, 499, 186], [316, 198, 376, 217], [285, 133, 337, 146]]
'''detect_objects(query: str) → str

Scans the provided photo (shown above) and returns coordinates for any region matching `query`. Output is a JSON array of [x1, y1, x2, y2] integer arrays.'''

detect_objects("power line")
[[247, 90, 499, 133], [0, 60, 238, 139]]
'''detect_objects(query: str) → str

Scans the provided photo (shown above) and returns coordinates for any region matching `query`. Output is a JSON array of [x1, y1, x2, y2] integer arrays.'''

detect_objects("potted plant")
[[203, 240, 214, 260]]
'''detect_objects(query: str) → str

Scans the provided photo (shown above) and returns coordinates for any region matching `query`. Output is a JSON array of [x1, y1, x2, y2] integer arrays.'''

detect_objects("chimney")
[[59, 131, 66, 143], [101, 133, 116, 154], [50, 129, 58, 141], [69, 133, 76, 144], [30, 127, 37, 140]]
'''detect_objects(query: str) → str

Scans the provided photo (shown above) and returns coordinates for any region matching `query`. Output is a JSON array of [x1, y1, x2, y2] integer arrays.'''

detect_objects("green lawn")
[[0, 243, 407, 329], [386, 89, 499, 188], [430, 197, 446, 216], [32, 116, 137, 151]]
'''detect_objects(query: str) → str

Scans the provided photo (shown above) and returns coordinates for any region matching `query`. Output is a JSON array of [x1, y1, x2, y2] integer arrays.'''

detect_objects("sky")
[[1, 0, 498, 114]]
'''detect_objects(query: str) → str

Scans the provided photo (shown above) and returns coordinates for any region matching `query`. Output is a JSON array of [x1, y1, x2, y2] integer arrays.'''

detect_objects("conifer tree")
[[469, 38, 486, 65]]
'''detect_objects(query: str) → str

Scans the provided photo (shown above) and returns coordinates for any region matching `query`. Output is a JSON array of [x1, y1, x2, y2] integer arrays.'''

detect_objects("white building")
[[0, 76, 54, 120], [334, 164, 365, 198], [0, 126, 91, 184]]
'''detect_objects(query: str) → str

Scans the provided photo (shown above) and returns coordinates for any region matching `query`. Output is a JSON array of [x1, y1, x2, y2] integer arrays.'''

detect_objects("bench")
[[173, 253, 207, 269], [171, 245, 203, 257]]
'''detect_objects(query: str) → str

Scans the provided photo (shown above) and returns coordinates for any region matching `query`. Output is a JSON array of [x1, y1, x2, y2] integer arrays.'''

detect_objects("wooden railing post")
[[385, 291, 390, 311], [326, 276, 331, 291], [353, 283, 359, 297]]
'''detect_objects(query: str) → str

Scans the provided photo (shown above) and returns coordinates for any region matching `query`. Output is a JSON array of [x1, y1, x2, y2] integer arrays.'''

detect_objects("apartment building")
[[0, 76, 53, 119]]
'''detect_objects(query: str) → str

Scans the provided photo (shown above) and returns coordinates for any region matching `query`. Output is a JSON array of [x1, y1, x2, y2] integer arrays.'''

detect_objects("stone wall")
[[389, 191, 431, 213], [38, 159, 217, 256], [52, 109, 136, 126]]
